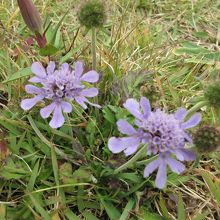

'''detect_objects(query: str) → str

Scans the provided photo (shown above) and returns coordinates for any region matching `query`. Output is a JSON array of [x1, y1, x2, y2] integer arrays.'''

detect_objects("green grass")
[[0, 0, 220, 219]]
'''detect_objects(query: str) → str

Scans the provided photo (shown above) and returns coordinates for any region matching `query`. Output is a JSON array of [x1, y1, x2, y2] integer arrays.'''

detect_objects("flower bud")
[[194, 126, 220, 152], [204, 81, 220, 108], [17, 0, 43, 34], [78, 0, 106, 29]]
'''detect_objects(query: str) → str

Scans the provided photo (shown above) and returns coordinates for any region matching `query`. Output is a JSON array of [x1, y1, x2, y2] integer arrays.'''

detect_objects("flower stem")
[[114, 144, 148, 174], [91, 27, 97, 70], [65, 113, 85, 159], [91, 27, 100, 119]]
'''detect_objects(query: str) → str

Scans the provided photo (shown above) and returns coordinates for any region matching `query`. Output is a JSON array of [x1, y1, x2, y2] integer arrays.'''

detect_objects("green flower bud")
[[194, 126, 220, 152], [17, 0, 43, 34], [78, 0, 106, 29], [204, 82, 220, 108]]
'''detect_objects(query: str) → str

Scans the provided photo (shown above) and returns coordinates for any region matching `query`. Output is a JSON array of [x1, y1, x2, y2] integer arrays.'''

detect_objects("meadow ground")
[[0, 0, 220, 219]]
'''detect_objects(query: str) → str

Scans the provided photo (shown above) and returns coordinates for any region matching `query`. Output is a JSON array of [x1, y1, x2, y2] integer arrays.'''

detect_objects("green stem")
[[187, 100, 208, 115], [114, 144, 148, 174], [65, 113, 84, 158], [50, 144, 60, 209], [91, 27, 100, 119], [91, 27, 97, 70]]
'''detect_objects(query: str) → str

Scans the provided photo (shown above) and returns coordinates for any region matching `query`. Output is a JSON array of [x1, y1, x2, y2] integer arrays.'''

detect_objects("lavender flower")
[[21, 61, 100, 128], [108, 97, 201, 189]]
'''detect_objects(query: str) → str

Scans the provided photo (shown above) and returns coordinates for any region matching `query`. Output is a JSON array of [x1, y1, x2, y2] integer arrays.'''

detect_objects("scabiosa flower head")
[[194, 125, 220, 152], [21, 61, 100, 128], [204, 81, 220, 108], [108, 97, 201, 189], [78, 0, 106, 29]]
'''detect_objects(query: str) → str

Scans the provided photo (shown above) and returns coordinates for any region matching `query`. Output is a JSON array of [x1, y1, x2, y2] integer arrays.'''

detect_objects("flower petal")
[[81, 88, 98, 97], [40, 102, 56, 119], [108, 137, 127, 153], [144, 159, 160, 178], [20, 96, 43, 110], [123, 98, 143, 120], [75, 61, 84, 78], [166, 157, 185, 174], [155, 161, 167, 189], [140, 97, 151, 118], [81, 71, 99, 83], [49, 105, 65, 128], [75, 97, 88, 109], [181, 113, 201, 129], [31, 62, 46, 78], [124, 137, 140, 156], [116, 119, 137, 135], [83, 98, 101, 108], [61, 101, 72, 113], [29, 76, 42, 83], [46, 61, 56, 75], [175, 108, 187, 121], [174, 149, 196, 161], [61, 63, 69, 71], [25, 85, 42, 94]]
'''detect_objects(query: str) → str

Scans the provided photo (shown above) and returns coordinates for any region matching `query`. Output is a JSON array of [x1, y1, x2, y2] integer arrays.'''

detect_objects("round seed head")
[[204, 82, 220, 108], [194, 125, 220, 152], [78, 0, 106, 29]]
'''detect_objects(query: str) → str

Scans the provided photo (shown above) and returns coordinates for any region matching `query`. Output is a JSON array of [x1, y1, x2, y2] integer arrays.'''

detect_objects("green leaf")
[[82, 211, 99, 220], [64, 208, 81, 220], [3, 67, 32, 83], [192, 211, 209, 220], [159, 194, 170, 220], [177, 193, 185, 220], [119, 198, 135, 220], [167, 173, 191, 186], [60, 43, 85, 63], [39, 44, 59, 56], [103, 107, 116, 124], [139, 207, 164, 220], [193, 31, 209, 39], [48, 9, 70, 45], [29, 194, 51, 220], [200, 170, 220, 205], [27, 159, 40, 191], [77, 186, 85, 212], [100, 198, 121, 220]]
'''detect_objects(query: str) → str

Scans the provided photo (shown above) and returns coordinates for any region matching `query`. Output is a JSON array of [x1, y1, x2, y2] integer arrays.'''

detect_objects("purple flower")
[[108, 97, 201, 189], [21, 61, 100, 128], [108, 119, 151, 156]]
